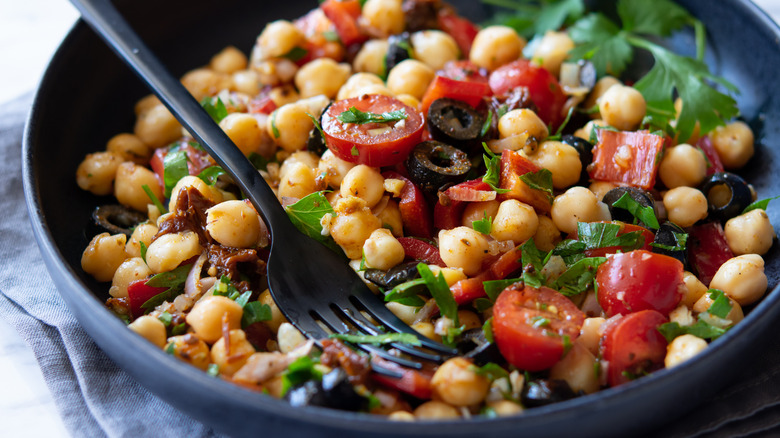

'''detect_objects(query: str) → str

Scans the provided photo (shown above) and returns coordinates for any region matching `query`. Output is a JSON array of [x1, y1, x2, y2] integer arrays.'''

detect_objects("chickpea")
[[574, 119, 607, 141], [277, 322, 306, 353], [125, 222, 158, 258], [360, 0, 405, 37], [589, 181, 618, 201], [584, 76, 621, 115], [329, 196, 382, 259], [340, 165, 385, 208], [664, 334, 708, 368], [658, 144, 707, 189], [180, 68, 233, 101], [337, 72, 388, 100], [76, 151, 123, 196], [106, 133, 151, 164], [498, 108, 548, 141], [533, 215, 562, 252], [363, 228, 405, 270], [145, 231, 201, 274], [386, 60, 435, 100], [414, 401, 461, 419], [693, 291, 744, 325], [232, 69, 261, 96], [210, 46, 247, 74], [134, 94, 160, 116], [395, 94, 421, 111], [532, 31, 575, 77], [134, 104, 182, 148], [461, 200, 500, 229], [710, 121, 755, 169], [216, 113, 263, 156], [663, 187, 708, 228], [709, 254, 767, 306], [599, 85, 646, 131], [109, 257, 152, 298], [268, 84, 300, 108], [551, 187, 610, 234], [490, 200, 539, 244], [318, 149, 356, 188], [168, 175, 223, 212], [206, 200, 262, 248], [524, 141, 582, 189], [165, 334, 211, 371], [127, 315, 167, 348], [549, 343, 600, 394], [431, 357, 490, 407], [410, 30, 460, 70], [577, 317, 606, 356], [267, 103, 316, 152], [457, 310, 482, 331], [388, 411, 416, 421], [387, 302, 422, 326], [277, 161, 316, 201], [114, 161, 163, 212], [470, 26, 525, 71], [438, 227, 490, 276], [279, 150, 320, 180], [428, 266, 468, 287], [258, 289, 287, 333], [256, 20, 305, 60], [680, 271, 709, 308], [486, 400, 523, 417], [186, 296, 244, 343], [374, 198, 404, 238], [412, 321, 439, 341], [211, 329, 256, 376], [669, 304, 695, 327], [725, 209, 776, 255], [81, 232, 127, 282], [353, 39, 389, 76], [295, 58, 352, 99]]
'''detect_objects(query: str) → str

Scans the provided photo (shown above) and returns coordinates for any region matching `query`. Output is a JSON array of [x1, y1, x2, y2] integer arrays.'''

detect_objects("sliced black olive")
[[521, 379, 578, 408], [561, 135, 594, 185], [92, 205, 147, 236], [364, 261, 421, 288], [456, 329, 501, 366], [427, 98, 485, 150], [307, 102, 331, 156], [285, 369, 366, 411], [602, 186, 656, 227], [406, 141, 471, 197], [385, 32, 413, 74], [652, 221, 688, 266], [700, 172, 753, 222]]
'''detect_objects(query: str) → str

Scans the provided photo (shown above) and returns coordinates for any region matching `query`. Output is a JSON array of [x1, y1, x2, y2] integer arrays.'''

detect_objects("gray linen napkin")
[[1, 91, 779, 438]]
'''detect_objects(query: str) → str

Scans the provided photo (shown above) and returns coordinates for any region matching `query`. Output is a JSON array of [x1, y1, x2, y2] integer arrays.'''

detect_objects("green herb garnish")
[[329, 333, 422, 346], [743, 196, 780, 214], [142, 184, 168, 215], [611, 192, 660, 229], [242, 301, 272, 328], [518, 169, 554, 203], [284, 192, 341, 253], [162, 149, 189, 198], [417, 263, 459, 327], [555, 256, 607, 296], [200, 97, 229, 123], [140, 264, 193, 311], [336, 107, 408, 124], [196, 166, 226, 186]]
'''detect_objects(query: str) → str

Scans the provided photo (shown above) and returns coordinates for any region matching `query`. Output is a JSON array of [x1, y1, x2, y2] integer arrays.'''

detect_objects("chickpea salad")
[[77, 0, 775, 420]]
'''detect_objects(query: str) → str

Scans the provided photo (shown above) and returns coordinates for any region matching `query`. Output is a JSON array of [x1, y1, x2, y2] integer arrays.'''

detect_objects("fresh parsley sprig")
[[336, 107, 408, 125]]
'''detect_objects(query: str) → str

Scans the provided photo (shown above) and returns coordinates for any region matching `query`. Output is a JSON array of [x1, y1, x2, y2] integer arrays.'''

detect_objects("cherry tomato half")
[[493, 285, 585, 371], [596, 250, 684, 317], [601, 310, 668, 387], [488, 59, 567, 128], [322, 94, 424, 167]]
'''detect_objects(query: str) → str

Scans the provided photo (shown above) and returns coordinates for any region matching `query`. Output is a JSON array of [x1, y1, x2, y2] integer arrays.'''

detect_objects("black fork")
[[70, 0, 458, 373]]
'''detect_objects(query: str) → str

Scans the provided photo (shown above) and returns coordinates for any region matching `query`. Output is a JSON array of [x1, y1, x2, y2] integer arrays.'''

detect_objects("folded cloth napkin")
[[1, 91, 779, 438]]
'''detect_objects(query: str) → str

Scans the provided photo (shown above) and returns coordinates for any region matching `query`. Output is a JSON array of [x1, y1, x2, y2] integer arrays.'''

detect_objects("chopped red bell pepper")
[[432, 179, 493, 231], [320, 0, 367, 47], [382, 171, 433, 238], [589, 130, 665, 191], [370, 356, 434, 399], [451, 245, 523, 305], [248, 96, 276, 115], [437, 11, 479, 56], [420, 75, 491, 118], [397, 237, 445, 266], [127, 278, 167, 319], [688, 222, 734, 285], [696, 135, 725, 176], [498, 150, 553, 213]]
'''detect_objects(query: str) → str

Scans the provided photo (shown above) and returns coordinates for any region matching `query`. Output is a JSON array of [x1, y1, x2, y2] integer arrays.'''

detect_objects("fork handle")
[[69, 0, 295, 239]]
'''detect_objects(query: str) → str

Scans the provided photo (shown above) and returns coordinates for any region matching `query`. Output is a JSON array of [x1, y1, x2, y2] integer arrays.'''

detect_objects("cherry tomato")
[[589, 130, 665, 191], [150, 141, 214, 188], [493, 285, 585, 371], [382, 171, 433, 238], [488, 59, 567, 128], [126, 278, 167, 319], [437, 12, 480, 57], [323, 95, 424, 167], [601, 310, 668, 387], [688, 222, 733, 285], [450, 245, 523, 305], [319, 0, 366, 47], [397, 237, 445, 266], [696, 135, 725, 176], [420, 75, 491, 118], [596, 250, 684, 317]]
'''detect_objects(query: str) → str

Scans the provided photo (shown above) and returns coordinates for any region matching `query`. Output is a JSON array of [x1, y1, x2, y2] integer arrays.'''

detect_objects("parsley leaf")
[[384, 278, 428, 307], [417, 263, 459, 327], [197, 166, 226, 186], [743, 195, 780, 214], [471, 362, 510, 382], [518, 169, 554, 203], [472, 211, 493, 234], [329, 333, 422, 346], [657, 320, 726, 343], [617, 0, 695, 37], [280, 46, 308, 62], [483, 278, 523, 302], [568, 13, 633, 77], [281, 355, 322, 396], [336, 107, 408, 124], [242, 301, 272, 328], [200, 97, 229, 123], [482, 150, 509, 194], [611, 192, 660, 229], [482, 317, 495, 343], [140, 264, 193, 311], [483, 0, 584, 38], [284, 192, 341, 253], [521, 238, 550, 288], [162, 149, 189, 198], [577, 222, 644, 252], [142, 184, 168, 215], [706, 289, 732, 319], [555, 257, 606, 296]]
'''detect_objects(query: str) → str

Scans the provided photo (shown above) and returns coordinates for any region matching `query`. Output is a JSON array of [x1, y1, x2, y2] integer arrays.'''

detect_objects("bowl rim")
[[21, 0, 780, 435]]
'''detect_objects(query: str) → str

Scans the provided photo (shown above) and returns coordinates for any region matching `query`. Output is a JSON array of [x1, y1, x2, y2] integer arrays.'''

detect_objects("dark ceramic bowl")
[[23, 0, 780, 436]]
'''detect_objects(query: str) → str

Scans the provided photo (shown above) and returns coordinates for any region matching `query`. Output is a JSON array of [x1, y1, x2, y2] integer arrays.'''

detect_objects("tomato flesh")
[[688, 222, 734, 285], [438, 60, 489, 84], [382, 171, 433, 238], [370, 356, 434, 399], [420, 75, 491, 118], [589, 130, 665, 191], [450, 245, 523, 305], [493, 285, 585, 371], [320, 0, 366, 47], [601, 310, 668, 387], [127, 279, 167, 319], [596, 250, 684, 317], [488, 59, 567, 128], [323, 95, 424, 167], [696, 135, 725, 175], [397, 237, 445, 266], [437, 12, 479, 56], [498, 150, 553, 213]]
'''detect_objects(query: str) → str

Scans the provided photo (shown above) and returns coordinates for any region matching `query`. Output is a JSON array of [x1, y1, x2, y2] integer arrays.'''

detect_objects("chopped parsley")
[[162, 148, 189, 198], [472, 211, 493, 235], [555, 256, 607, 296], [329, 332, 422, 346], [384, 278, 428, 307], [518, 169, 554, 203], [140, 264, 193, 312], [197, 166, 226, 186], [610, 192, 660, 230], [200, 97, 228, 123], [242, 301, 272, 328], [743, 195, 780, 214], [281, 355, 322, 396], [284, 191, 341, 253], [336, 107, 408, 124], [417, 263, 459, 327]]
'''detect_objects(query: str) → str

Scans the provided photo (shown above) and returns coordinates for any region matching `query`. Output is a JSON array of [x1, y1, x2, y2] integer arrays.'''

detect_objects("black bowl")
[[23, 0, 780, 437]]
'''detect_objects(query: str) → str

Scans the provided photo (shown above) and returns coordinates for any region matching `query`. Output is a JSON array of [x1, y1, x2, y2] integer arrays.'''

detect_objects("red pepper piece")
[[397, 237, 445, 266], [688, 222, 734, 285], [589, 130, 665, 191], [382, 171, 433, 238], [127, 278, 167, 319]]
